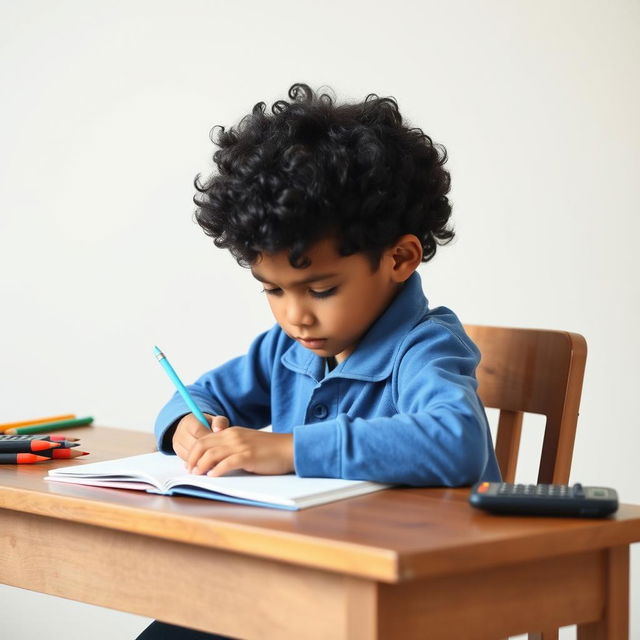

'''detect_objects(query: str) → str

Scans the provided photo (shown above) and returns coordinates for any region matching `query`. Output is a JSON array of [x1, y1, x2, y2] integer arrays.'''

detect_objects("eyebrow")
[[251, 271, 339, 286]]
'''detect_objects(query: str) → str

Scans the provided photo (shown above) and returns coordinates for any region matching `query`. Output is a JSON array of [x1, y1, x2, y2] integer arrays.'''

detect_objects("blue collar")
[[281, 271, 429, 383]]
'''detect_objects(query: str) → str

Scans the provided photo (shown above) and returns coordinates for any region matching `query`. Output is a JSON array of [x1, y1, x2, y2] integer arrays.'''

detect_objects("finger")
[[186, 440, 205, 473], [186, 415, 212, 436], [174, 425, 204, 458], [186, 435, 218, 473], [191, 446, 228, 475], [207, 453, 247, 478], [211, 415, 230, 433], [175, 416, 209, 447]]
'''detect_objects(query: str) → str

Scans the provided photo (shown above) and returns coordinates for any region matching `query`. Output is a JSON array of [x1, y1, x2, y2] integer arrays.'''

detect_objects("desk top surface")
[[1, 426, 639, 583]]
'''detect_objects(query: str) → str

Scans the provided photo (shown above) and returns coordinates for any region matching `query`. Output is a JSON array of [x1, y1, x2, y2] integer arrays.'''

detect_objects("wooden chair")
[[464, 325, 588, 640]]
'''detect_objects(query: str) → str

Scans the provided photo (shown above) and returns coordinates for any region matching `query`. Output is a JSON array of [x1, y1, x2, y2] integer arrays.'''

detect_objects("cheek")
[[326, 299, 360, 332], [266, 298, 283, 321], [342, 285, 384, 327]]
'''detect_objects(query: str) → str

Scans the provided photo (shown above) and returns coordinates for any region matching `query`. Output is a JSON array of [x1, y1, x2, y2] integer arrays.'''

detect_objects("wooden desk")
[[1, 427, 639, 639]]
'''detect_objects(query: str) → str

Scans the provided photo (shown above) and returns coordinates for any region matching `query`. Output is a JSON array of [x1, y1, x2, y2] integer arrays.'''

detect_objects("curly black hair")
[[194, 83, 454, 269]]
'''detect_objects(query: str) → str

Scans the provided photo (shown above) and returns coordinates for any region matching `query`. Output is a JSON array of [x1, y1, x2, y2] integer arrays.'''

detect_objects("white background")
[[1, 1, 638, 638]]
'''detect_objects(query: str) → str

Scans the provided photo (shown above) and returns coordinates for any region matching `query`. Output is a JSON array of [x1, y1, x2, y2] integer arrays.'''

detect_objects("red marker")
[[0, 453, 50, 464]]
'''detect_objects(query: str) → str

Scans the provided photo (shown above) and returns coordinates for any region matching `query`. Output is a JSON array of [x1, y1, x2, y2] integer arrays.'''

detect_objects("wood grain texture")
[[465, 324, 587, 484], [528, 631, 559, 640], [577, 545, 630, 640], [494, 409, 523, 483], [0, 506, 622, 639], [0, 508, 350, 639], [1, 427, 640, 586], [376, 550, 605, 639], [1, 427, 639, 638]]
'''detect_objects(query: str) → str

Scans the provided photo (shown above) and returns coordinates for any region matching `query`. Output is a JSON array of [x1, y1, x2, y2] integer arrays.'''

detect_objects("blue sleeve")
[[154, 325, 283, 453], [293, 322, 497, 486]]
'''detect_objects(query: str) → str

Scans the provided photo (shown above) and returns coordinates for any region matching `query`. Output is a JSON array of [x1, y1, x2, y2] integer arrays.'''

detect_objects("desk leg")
[[577, 545, 629, 640]]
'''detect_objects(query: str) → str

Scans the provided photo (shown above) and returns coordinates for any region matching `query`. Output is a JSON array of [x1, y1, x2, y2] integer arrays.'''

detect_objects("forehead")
[[251, 237, 367, 285]]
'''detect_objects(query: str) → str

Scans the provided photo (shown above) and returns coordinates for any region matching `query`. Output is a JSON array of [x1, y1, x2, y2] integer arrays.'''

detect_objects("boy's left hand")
[[186, 427, 294, 477]]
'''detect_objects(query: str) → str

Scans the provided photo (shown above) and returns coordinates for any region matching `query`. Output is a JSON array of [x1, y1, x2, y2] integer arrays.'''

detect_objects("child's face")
[[251, 237, 402, 363]]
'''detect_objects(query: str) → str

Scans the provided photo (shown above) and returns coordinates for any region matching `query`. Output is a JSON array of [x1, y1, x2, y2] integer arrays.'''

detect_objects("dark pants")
[[135, 621, 233, 640]]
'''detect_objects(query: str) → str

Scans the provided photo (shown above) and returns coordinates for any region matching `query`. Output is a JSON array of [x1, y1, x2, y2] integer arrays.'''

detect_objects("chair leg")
[[528, 630, 559, 640], [498, 626, 560, 639]]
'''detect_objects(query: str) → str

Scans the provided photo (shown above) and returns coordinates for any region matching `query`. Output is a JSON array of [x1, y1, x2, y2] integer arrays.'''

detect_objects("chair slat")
[[494, 410, 523, 483]]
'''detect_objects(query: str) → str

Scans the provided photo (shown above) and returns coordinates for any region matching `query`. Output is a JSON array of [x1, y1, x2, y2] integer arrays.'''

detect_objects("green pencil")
[[4, 416, 94, 435]]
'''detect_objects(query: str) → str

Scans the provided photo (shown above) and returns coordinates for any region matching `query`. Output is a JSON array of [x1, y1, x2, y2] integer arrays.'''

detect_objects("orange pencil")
[[0, 453, 50, 464], [0, 414, 76, 433], [38, 449, 89, 460]]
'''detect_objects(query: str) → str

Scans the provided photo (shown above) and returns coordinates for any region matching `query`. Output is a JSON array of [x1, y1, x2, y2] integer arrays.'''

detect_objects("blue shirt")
[[155, 272, 501, 486]]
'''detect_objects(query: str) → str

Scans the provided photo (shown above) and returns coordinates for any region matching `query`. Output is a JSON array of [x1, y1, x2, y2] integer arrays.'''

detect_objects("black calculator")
[[469, 482, 618, 517]]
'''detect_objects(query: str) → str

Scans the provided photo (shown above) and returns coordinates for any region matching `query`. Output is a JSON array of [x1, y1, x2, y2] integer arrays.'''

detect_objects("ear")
[[385, 234, 423, 283]]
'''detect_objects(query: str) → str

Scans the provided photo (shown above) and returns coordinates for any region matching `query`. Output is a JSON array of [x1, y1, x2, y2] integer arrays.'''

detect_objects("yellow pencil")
[[0, 414, 77, 433]]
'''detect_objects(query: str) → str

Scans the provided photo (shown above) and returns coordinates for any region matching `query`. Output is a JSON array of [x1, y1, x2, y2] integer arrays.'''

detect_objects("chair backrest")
[[464, 325, 587, 485]]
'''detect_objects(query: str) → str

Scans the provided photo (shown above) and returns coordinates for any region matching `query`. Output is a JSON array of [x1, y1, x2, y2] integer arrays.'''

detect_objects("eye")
[[310, 287, 338, 299], [262, 287, 283, 296]]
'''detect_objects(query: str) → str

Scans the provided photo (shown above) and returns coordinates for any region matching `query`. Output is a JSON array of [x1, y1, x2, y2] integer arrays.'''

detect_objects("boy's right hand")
[[172, 413, 230, 462]]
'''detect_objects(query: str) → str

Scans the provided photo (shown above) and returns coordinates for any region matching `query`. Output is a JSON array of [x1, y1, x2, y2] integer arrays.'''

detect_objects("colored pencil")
[[0, 453, 50, 464], [46, 440, 80, 448], [154, 347, 210, 429], [38, 449, 89, 459], [0, 414, 76, 433], [3, 416, 94, 435], [0, 435, 80, 446], [0, 440, 60, 453], [39, 440, 79, 449]]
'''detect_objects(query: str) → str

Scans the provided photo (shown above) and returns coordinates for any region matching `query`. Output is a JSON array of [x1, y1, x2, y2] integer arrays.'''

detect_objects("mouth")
[[297, 337, 328, 349]]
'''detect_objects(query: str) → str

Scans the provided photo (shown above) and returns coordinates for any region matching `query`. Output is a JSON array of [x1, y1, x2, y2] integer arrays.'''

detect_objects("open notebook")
[[46, 452, 388, 510]]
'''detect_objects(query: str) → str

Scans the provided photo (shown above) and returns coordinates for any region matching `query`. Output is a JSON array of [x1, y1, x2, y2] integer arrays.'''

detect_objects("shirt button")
[[312, 404, 328, 419]]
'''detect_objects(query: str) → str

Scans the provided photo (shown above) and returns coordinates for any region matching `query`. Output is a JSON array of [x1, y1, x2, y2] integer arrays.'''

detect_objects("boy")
[[139, 82, 500, 640], [154, 82, 500, 484]]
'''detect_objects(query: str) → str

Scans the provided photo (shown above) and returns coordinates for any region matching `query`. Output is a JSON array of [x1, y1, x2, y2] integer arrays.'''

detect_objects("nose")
[[286, 297, 315, 328]]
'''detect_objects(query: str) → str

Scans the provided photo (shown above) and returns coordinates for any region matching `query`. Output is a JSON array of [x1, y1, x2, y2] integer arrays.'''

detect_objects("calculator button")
[[477, 482, 490, 494]]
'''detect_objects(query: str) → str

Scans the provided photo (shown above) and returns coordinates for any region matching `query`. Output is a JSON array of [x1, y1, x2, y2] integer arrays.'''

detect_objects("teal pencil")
[[153, 346, 210, 429], [4, 416, 94, 435]]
